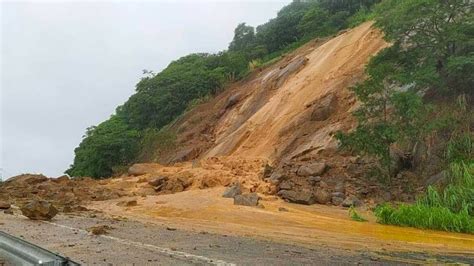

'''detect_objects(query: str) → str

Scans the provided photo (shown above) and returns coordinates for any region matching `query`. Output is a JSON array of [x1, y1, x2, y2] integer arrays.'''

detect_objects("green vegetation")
[[68, 0, 382, 178], [375, 162, 474, 233], [349, 206, 368, 222], [335, 0, 473, 233]]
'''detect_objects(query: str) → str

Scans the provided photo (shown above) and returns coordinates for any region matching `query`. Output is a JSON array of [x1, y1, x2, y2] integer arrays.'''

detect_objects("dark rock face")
[[310, 94, 336, 121], [20, 200, 58, 220], [278, 189, 315, 205], [234, 193, 260, 206], [222, 183, 242, 198], [297, 163, 327, 177], [314, 190, 331, 204]]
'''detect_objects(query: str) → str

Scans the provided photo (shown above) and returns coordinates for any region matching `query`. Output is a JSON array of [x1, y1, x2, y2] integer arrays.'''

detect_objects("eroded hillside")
[[147, 22, 397, 205]]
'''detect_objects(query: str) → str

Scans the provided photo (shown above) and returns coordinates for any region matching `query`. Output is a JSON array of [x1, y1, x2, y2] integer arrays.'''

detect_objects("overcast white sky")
[[0, 0, 289, 179]]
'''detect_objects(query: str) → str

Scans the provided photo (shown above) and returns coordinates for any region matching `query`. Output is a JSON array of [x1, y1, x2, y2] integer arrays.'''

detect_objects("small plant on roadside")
[[349, 206, 367, 222]]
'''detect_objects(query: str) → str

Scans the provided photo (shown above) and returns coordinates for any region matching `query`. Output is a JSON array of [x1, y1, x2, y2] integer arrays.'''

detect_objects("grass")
[[374, 162, 474, 233], [349, 206, 368, 222]]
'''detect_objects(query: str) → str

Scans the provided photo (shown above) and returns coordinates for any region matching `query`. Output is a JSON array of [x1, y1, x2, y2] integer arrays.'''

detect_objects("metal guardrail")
[[0, 231, 79, 265]]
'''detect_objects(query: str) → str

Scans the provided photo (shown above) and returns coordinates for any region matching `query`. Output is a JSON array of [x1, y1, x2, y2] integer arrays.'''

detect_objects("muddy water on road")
[[90, 187, 474, 258]]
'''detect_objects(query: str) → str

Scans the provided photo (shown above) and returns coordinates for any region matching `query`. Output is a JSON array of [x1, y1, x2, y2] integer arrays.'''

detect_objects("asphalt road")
[[0, 210, 472, 265]]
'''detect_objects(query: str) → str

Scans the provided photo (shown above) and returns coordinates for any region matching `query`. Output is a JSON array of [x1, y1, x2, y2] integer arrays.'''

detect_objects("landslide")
[[147, 22, 401, 205], [1, 22, 398, 209]]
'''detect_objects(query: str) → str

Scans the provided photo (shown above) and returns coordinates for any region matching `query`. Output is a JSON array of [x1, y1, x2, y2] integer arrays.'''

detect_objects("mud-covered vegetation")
[[336, 0, 473, 232], [67, 0, 382, 178]]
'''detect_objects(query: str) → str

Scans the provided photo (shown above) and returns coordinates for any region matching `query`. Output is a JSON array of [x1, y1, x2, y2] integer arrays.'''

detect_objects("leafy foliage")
[[68, 0, 383, 178], [66, 115, 140, 178], [349, 206, 368, 222], [337, 0, 472, 177]]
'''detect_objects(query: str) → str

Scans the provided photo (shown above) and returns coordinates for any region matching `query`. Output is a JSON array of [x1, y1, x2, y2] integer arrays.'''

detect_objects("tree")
[[66, 115, 140, 178], [229, 23, 256, 52]]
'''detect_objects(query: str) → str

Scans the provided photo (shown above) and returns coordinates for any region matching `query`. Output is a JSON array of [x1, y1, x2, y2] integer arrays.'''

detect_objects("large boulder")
[[310, 94, 336, 121], [268, 171, 287, 185], [278, 189, 315, 205], [222, 183, 242, 198], [425, 171, 447, 186], [20, 200, 58, 220], [297, 163, 327, 177], [128, 164, 156, 176], [0, 201, 11, 209], [314, 190, 331, 204], [148, 176, 168, 188], [234, 193, 260, 206], [225, 94, 240, 109], [341, 196, 361, 207]]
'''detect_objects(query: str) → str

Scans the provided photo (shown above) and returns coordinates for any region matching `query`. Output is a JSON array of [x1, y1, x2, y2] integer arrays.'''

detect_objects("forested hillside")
[[67, 0, 381, 178]]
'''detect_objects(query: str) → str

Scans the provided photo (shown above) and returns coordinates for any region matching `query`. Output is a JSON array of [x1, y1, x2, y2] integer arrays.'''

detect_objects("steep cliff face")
[[167, 22, 386, 163], [138, 22, 394, 205]]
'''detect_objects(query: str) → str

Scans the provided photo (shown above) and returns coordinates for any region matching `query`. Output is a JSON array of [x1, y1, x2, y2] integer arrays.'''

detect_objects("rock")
[[268, 171, 287, 185], [225, 94, 240, 109], [277, 189, 315, 205], [331, 192, 345, 198], [275, 56, 308, 88], [315, 190, 331, 204], [263, 164, 273, 178], [233, 193, 260, 206], [20, 200, 58, 220], [87, 225, 112, 235], [170, 147, 200, 163], [331, 196, 344, 206], [297, 163, 327, 177], [310, 94, 336, 121], [278, 207, 289, 212], [411, 141, 428, 169], [148, 176, 168, 187], [382, 191, 392, 202], [308, 176, 321, 184], [0, 201, 11, 209], [278, 181, 293, 190], [222, 183, 242, 198], [425, 171, 447, 186], [62, 206, 73, 213], [342, 196, 361, 207], [4, 209, 13, 215], [389, 147, 410, 177], [116, 200, 138, 207], [334, 182, 345, 193], [128, 164, 153, 176]]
